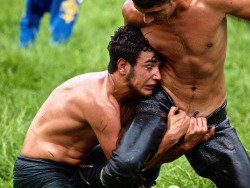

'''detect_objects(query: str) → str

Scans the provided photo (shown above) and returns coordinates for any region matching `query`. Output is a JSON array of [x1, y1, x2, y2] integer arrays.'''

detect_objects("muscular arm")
[[207, 0, 250, 20], [100, 112, 167, 187], [100, 103, 190, 187], [99, 86, 213, 187], [86, 103, 121, 159]]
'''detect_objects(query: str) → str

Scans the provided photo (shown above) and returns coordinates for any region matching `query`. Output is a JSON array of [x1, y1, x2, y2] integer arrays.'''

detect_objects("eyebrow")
[[144, 58, 158, 64], [134, 5, 162, 14], [147, 10, 162, 14], [137, 9, 161, 14]]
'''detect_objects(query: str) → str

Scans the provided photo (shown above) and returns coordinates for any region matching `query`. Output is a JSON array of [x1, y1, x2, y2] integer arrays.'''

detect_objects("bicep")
[[100, 112, 166, 187], [87, 109, 121, 159]]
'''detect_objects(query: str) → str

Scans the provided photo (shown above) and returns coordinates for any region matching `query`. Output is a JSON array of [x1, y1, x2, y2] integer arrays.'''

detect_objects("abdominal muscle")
[[160, 57, 227, 118]]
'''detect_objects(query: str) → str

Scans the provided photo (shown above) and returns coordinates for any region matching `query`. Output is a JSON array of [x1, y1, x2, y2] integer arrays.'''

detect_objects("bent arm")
[[100, 85, 192, 187], [86, 104, 121, 159], [100, 104, 190, 187], [100, 112, 167, 187]]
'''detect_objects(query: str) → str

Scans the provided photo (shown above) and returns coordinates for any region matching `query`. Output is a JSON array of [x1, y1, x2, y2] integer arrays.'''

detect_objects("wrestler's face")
[[126, 51, 161, 96], [134, 2, 175, 25]]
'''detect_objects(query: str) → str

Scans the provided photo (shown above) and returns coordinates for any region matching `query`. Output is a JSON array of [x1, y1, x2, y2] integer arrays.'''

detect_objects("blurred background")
[[0, 0, 249, 187]]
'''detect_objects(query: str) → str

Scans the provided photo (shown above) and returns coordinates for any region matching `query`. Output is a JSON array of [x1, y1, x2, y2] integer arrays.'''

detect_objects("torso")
[[128, 0, 228, 117], [21, 71, 120, 166]]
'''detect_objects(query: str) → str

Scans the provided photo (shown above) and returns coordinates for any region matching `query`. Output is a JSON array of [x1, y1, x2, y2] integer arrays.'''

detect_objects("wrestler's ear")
[[117, 58, 130, 75]]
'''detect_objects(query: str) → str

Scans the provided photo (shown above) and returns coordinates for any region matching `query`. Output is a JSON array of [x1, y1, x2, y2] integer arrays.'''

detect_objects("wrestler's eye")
[[146, 66, 152, 70]]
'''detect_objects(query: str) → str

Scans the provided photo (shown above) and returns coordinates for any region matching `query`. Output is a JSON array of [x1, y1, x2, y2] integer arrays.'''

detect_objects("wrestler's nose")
[[143, 14, 154, 24], [153, 68, 161, 80]]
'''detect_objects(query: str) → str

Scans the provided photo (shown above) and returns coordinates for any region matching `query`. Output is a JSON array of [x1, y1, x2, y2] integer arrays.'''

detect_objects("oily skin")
[[20, 51, 162, 166], [122, 0, 249, 167], [123, 0, 250, 117]]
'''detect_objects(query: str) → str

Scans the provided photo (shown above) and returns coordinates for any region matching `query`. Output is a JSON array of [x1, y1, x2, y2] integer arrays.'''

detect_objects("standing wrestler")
[[13, 25, 169, 187], [100, 0, 250, 187], [19, 0, 82, 47]]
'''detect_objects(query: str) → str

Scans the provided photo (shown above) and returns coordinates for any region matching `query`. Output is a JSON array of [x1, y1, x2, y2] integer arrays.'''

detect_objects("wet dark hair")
[[132, 0, 169, 9], [108, 25, 163, 73]]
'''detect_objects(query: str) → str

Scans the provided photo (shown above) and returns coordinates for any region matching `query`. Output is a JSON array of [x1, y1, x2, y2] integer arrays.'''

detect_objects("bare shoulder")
[[63, 72, 120, 129], [50, 71, 109, 121], [122, 0, 145, 27]]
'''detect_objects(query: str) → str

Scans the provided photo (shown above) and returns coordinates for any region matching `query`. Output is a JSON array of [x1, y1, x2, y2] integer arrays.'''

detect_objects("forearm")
[[145, 142, 188, 169]]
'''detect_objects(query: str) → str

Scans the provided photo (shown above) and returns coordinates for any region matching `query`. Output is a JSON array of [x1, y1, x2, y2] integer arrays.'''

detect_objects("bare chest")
[[141, 8, 226, 60]]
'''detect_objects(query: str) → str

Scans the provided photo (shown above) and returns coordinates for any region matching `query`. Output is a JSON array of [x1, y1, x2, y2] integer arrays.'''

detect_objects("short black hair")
[[132, 0, 169, 9], [108, 25, 158, 73]]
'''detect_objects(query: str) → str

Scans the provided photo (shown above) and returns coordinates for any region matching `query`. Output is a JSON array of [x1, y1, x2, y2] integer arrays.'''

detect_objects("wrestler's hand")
[[143, 107, 190, 169], [181, 117, 215, 152], [153, 107, 189, 157], [166, 106, 190, 139]]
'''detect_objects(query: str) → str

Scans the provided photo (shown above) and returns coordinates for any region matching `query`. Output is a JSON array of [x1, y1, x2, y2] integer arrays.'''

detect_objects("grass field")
[[0, 0, 249, 187]]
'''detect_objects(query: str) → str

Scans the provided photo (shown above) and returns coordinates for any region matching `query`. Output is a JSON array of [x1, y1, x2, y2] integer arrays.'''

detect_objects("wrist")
[[179, 142, 193, 153]]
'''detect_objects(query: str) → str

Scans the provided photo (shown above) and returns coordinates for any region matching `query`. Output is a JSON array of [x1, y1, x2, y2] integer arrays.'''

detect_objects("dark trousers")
[[124, 85, 250, 188], [13, 145, 107, 188], [19, 0, 81, 46]]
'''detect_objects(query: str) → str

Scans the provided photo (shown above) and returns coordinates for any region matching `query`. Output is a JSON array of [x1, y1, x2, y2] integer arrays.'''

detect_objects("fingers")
[[168, 106, 187, 118], [209, 126, 215, 135], [201, 126, 215, 142], [201, 117, 207, 131], [196, 117, 202, 131], [196, 117, 207, 132], [189, 117, 195, 131], [168, 106, 179, 116]]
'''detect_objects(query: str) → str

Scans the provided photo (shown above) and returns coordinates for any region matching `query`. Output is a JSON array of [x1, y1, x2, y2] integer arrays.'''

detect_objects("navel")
[[207, 43, 213, 48], [191, 86, 196, 91]]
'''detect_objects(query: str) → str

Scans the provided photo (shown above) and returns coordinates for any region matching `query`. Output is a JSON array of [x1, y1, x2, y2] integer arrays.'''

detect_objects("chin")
[[141, 91, 153, 96]]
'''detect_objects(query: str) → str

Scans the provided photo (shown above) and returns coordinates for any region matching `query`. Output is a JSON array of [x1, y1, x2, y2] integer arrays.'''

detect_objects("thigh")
[[13, 157, 74, 188], [186, 117, 250, 188]]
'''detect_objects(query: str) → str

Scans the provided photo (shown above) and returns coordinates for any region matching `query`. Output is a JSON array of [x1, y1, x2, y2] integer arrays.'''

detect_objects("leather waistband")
[[206, 100, 227, 126], [158, 85, 227, 126]]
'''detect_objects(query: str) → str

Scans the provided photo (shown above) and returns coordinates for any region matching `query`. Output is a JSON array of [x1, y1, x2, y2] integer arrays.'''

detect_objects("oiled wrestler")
[[13, 25, 168, 188], [100, 0, 250, 187]]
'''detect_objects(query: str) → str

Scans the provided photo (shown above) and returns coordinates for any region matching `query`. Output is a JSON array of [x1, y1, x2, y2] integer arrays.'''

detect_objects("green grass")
[[0, 0, 249, 187]]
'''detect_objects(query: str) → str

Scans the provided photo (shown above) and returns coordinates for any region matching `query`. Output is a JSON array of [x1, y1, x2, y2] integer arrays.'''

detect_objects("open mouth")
[[144, 84, 155, 90]]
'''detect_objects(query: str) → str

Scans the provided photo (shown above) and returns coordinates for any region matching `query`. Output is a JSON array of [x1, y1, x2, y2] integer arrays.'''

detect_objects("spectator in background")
[[19, 0, 82, 47]]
